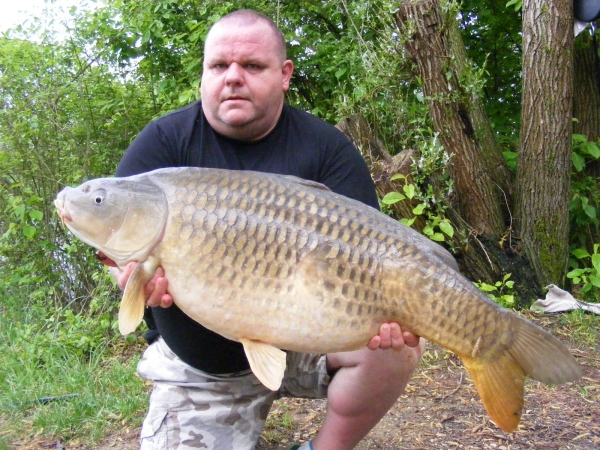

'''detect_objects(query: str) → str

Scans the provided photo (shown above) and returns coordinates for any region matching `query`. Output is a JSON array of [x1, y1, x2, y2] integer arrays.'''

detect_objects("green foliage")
[[459, 1, 522, 152], [474, 274, 516, 308], [505, 0, 523, 12], [0, 19, 157, 307], [572, 134, 600, 172], [567, 244, 600, 301], [569, 134, 600, 251], [381, 135, 455, 246]]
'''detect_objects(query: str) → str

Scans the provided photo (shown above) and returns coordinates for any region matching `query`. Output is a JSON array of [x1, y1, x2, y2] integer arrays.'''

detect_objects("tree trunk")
[[392, 0, 550, 304], [515, 0, 573, 286], [572, 30, 600, 248], [573, 31, 600, 142], [395, 0, 507, 237]]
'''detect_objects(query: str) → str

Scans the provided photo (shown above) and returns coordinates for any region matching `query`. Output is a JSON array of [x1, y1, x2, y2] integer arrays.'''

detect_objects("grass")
[[0, 287, 148, 448], [262, 402, 295, 442], [556, 308, 599, 347]]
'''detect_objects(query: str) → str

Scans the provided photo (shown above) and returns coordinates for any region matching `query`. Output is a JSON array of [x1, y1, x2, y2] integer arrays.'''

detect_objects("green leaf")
[[400, 217, 415, 226], [403, 183, 416, 199], [412, 203, 426, 215], [583, 204, 597, 220], [429, 232, 445, 241], [506, 0, 523, 11], [572, 248, 590, 259], [438, 220, 454, 237], [29, 210, 43, 221], [381, 192, 406, 205], [23, 226, 36, 238], [567, 268, 585, 279], [586, 142, 600, 159], [501, 294, 515, 306], [591, 254, 600, 272], [477, 283, 496, 292], [14, 203, 25, 220], [335, 68, 347, 80], [390, 174, 406, 181], [589, 274, 600, 287], [572, 152, 586, 172]]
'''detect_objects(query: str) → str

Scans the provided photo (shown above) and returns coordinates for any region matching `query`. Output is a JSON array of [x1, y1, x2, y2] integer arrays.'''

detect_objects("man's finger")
[[402, 330, 421, 348], [117, 261, 137, 290]]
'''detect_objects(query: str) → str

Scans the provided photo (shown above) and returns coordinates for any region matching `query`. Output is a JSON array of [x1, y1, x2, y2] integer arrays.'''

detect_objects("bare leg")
[[311, 341, 425, 450]]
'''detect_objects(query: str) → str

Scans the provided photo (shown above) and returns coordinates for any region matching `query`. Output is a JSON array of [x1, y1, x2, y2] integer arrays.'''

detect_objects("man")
[[115, 9, 424, 450]]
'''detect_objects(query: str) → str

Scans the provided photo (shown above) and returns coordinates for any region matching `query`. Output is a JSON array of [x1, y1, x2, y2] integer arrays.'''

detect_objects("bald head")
[[205, 9, 287, 61], [200, 9, 294, 141]]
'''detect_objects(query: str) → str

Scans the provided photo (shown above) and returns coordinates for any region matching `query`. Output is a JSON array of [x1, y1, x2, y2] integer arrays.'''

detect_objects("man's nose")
[[225, 63, 244, 85]]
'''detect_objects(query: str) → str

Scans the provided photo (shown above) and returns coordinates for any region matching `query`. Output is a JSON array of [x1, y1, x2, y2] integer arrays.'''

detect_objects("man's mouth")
[[222, 94, 250, 102]]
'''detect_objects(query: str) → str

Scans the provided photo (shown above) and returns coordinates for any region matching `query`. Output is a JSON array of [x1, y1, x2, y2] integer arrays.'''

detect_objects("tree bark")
[[573, 31, 600, 141], [515, 0, 573, 286]]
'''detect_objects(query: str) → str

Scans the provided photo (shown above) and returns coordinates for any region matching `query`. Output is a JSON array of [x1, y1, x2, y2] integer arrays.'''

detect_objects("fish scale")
[[55, 166, 582, 433]]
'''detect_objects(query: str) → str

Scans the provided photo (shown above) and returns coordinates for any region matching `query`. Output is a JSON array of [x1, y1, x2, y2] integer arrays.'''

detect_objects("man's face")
[[201, 21, 294, 141]]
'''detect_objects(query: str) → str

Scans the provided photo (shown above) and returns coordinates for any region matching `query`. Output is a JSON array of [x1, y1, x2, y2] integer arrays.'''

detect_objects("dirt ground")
[[15, 313, 600, 449]]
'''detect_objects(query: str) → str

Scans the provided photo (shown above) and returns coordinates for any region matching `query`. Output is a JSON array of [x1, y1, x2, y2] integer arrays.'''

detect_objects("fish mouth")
[[54, 198, 72, 227]]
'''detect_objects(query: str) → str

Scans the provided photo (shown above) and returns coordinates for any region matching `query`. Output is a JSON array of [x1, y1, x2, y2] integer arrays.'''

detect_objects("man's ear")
[[282, 60, 294, 91]]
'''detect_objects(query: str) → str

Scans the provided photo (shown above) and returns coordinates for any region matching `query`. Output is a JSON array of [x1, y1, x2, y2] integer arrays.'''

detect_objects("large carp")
[[55, 167, 581, 432]]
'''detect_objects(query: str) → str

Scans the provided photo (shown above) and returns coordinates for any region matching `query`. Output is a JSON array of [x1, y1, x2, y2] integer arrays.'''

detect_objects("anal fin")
[[462, 354, 525, 433], [240, 338, 287, 391]]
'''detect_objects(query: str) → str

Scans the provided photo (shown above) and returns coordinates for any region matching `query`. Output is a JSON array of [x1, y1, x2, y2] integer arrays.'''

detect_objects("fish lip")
[[54, 198, 72, 225]]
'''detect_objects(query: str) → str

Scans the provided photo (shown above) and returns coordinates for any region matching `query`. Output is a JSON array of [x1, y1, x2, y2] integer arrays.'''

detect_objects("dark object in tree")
[[574, 0, 600, 22]]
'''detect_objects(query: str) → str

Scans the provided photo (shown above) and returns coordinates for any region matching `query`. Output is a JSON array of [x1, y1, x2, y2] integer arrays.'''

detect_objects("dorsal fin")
[[280, 174, 331, 191]]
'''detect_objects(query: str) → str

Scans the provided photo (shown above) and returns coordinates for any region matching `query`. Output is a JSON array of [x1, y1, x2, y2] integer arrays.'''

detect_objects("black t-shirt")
[[116, 101, 379, 374]]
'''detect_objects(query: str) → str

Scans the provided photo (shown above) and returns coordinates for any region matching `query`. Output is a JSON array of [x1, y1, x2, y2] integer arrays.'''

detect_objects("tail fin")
[[463, 353, 525, 432], [462, 315, 581, 433], [507, 314, 582, 384]]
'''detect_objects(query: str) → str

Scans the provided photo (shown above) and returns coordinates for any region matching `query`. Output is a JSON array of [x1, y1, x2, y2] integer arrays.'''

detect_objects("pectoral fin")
[[240, 338, 287, 391], [118, 257, 160, 335]]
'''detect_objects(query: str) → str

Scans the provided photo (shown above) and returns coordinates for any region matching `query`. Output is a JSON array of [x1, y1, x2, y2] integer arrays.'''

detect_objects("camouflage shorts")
[[137, 338, 330, 450]]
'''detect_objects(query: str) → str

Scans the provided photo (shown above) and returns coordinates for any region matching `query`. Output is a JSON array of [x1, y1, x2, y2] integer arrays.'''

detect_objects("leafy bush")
[[567, 244, 600, 302]]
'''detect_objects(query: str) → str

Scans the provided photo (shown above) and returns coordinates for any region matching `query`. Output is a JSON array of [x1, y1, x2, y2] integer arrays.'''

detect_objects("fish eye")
[[94, 189, 106, 204]]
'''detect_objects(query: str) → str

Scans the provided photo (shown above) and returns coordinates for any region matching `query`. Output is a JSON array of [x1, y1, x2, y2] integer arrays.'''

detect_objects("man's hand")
[[367, 323, 420, 351], [112, 261, 173, 308]]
